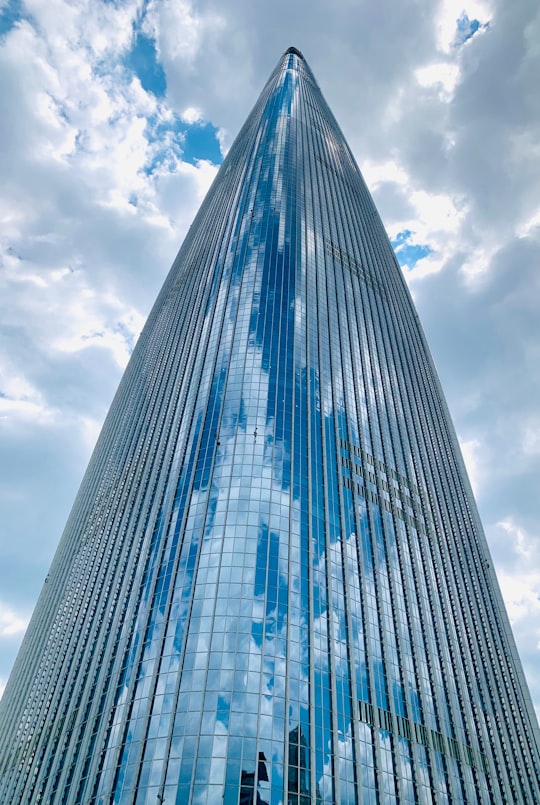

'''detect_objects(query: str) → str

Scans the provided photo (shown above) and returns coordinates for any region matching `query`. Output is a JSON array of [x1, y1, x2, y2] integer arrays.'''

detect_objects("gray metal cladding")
[[1, 48, 539, 805]]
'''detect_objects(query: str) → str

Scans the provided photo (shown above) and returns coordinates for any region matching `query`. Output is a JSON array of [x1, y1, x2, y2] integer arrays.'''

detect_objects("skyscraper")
[[0, 44, 539, 804]]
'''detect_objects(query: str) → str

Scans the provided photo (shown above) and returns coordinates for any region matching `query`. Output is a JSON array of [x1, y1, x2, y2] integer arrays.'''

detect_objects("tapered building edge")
[[1, 48, 539, 804]]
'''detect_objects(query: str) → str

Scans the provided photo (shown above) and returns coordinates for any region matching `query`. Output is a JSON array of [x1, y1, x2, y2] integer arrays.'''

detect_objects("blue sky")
[[124, 22, 223, 169], [126, 29, 167, 97], [0, 0, 23, 36], [391, 229, 433, 269], [0, 0, 539, 732]]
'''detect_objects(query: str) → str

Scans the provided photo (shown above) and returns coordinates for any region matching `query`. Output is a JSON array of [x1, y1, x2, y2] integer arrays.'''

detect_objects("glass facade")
[[1, 47, 539, 805]]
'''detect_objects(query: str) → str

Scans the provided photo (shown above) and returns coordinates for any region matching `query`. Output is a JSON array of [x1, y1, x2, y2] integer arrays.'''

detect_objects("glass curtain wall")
[[1, 47, 539, 805]]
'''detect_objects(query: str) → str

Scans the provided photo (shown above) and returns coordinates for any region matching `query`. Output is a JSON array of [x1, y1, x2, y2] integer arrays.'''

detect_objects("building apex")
[[284, 46, 304, 59]]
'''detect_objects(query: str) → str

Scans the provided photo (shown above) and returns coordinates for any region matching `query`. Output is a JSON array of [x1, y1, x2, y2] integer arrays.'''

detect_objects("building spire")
[[284, 45, 304, 59]]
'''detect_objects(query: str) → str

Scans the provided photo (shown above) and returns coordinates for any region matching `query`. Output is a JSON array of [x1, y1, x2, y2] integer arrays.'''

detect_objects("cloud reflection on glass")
[[1, 46, 540, 805]]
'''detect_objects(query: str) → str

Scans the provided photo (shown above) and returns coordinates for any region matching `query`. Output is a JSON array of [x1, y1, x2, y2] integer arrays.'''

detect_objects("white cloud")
[[181, 105, 204, 124], [415, 61, 460, 94], [435, 0, 492, 53], [517, 207, 540, 238], [459, 437, 483, 497], [410, 189, 465, 236], [492, 521, 540, 630], [0, 602, 30, 636], [155, 0, 205, 65], [497, 518, 537, 562], [521, 416, 540, 457], [360, 159, 409, 189], [216, 126, 232, 156]]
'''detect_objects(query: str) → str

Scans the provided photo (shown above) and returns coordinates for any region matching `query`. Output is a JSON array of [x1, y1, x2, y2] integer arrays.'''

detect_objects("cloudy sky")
[[1, 0, 539, 718]]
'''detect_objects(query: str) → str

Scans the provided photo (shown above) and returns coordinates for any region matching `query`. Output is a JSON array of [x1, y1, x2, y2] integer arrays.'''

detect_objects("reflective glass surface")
[[1, 48, 540, 805]]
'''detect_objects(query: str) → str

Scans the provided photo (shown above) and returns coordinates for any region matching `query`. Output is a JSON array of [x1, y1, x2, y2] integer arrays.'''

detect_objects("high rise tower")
[[0, 47, 539, 805]]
